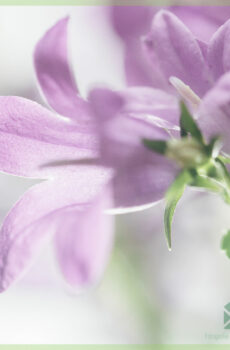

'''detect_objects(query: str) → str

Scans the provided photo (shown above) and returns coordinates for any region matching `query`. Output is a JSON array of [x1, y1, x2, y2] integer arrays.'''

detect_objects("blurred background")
[[1, 4, 230, 344]]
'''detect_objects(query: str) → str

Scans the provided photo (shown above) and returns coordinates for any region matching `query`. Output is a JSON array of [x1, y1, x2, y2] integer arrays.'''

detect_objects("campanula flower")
[[111, 6, 230, 87], [0, 17, 178, 292], [0, 18, 114, 292]]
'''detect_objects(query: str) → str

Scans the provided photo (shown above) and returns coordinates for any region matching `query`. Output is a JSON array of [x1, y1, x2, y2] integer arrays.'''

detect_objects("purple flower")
[[143, 10, 230, 155], [110, 6, 230, 87], [0, 17, 178, 292], [0, 18, 115, 292], [3, 9, 230, 292], [111, 9, 230, 156]]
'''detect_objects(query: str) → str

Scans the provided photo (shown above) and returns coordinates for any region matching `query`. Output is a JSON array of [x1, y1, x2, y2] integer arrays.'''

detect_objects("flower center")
[[169, 76, 201, 110], [166, 137, 208, 168]]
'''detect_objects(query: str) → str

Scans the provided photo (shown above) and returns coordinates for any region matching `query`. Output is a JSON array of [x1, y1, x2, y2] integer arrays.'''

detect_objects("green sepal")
[[142, 139, 167, 155], [180, 101, 203, 143], [219, 154, 230, 165], [190, 174, 224, 193], [205, 136, 222, 158], [221, 230, 230, 259], [164, 170, 193, 250]]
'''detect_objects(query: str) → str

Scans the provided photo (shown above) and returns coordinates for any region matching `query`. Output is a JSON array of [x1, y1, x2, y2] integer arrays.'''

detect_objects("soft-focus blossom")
[[3, 8, 230, 292], [111, 9, 230, 156], [0, 18, 115, 292], [110, 6, 230, 87], [143, 10, 230, 155], [0, 17, 179, 292]]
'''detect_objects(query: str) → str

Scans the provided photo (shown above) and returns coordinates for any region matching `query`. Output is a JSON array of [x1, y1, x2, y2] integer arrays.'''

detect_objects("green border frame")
[[0, 0, 229, 348], [0, 0, 229, 5], [0, 346, 229, 349]]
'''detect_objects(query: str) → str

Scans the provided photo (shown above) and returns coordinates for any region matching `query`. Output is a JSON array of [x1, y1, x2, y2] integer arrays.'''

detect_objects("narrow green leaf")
[[180, 101, 203, 143], [221, 230, 230, 259], [164, 170, 193, 249], [143, 139, 167, 155]]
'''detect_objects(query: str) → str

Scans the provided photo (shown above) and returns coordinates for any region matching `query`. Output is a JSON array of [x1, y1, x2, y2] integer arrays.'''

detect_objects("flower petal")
[[0, 168, 111, 292], [89, 87, 178, 209], [0, 96, 97, 178], [110, 6, 169, 88], [113, 157, 178, 210], [111, 6, 156, 39], [55, 189, 114, 289], [146, 10, 211, 97], [89, 87, 175, 168], [197, 72, 230, 155], [208, 19, 230, 82], [34, 17, 87, 119], [171, 6, 229, 42]]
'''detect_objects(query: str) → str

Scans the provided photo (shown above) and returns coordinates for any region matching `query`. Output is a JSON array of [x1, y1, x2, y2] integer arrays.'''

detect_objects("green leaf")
[[142, 139, 167, 155], [221, 230, 230, 259], [180, 101, 203, 143], [164, 170, 193, 250]]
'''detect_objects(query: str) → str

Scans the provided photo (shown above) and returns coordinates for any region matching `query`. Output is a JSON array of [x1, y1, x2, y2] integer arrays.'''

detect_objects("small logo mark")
[[224, 303, 230, 329]]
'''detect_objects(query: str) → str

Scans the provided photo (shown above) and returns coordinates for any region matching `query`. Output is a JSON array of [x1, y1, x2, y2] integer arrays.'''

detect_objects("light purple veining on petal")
[[0, 96, 98, 178], [171, 6, 230, 42], [34, 17, 88, 119], [146, 11, 211, 97], [0, 168, 112, 292], [197, 72, 230, 155], [110, 6, 230, 87], [55, 189, 114, 288], [208, 19, 230, 82]]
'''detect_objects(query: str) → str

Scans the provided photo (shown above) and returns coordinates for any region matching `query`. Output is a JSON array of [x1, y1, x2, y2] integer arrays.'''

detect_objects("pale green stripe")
[[0, 0, 228, 5], [0, 346, 229, 349]]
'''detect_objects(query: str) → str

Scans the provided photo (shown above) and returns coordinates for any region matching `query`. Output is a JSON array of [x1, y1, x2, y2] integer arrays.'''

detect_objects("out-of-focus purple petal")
[[124, 42, 163, 88], [34, 17, 87, 119], [0, 168, 112, 292], [55, 189, 114, 289], [171, 6, 230, 42], [197, 72, 230, 155], [89, 87, 178, 209], [89, 87, 178, 168], [111, 6, 157, 40], [122, 87, 179, 125], [0, 96, 97, 178], [145, 10, 211, 97], [208, 19, 230, 82], [110, 6, 168, 87], [113, 156, 178, 210]]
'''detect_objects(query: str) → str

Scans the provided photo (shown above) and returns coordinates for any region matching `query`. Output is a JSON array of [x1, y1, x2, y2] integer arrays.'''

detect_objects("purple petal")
[[55, 189, 114, 288], [171, 6, 229, 42], [34, 17, 87, 119], [89, 87, 179, 209], [89, 87, 177, 168], [111, 6, 156, 40], [197, 72, 230, 155], [0, 168, 112, 292], [111, 6, 168, 88], [0, 96, 97, 178], [113, 157, 178, 210], [146, 10, 211, 97], [208, 19, 230, 82]]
